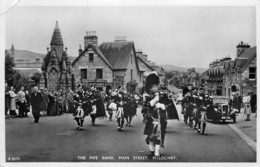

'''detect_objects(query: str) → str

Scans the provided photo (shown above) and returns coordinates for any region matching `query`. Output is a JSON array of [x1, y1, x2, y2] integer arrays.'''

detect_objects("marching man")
[[143, 71, 167, 156], [73, 100, 85, 130]]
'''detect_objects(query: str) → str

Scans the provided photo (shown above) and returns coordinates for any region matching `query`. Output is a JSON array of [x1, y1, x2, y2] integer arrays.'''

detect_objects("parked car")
[[206, 96, 236, 123]]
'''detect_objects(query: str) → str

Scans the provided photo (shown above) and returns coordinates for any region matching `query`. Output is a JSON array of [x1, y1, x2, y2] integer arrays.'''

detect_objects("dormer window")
[[89, 53, 94, 62]]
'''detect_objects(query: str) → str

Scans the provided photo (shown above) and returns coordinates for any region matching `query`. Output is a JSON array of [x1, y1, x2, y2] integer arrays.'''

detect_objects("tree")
[[12, 72, 31, 91], [5, 50, 34, 91], [31, 72, 42, 86], [5, 50, 15, 85]]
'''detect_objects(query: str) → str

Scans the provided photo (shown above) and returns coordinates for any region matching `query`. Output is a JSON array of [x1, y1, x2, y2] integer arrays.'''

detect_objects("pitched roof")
[[136, 56, 154, 72], [237, 46, 256, 72], [72, 44, 113, 69], [99, 41, 135, 70], [50, 21, 64, 46]]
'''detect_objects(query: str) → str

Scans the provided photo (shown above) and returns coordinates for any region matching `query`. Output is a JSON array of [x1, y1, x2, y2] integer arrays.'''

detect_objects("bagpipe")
[[151, 90, 180, 121]]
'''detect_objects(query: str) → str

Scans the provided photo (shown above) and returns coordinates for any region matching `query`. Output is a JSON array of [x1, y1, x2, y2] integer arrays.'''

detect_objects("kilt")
[[144, 117, 154, 135], [90, 105, 97, 115], [149, 121, 161, 140], [115, 107, 124, 118]]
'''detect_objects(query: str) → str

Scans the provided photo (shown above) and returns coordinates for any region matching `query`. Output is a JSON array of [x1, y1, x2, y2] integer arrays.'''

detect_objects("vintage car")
[[206, 96, 236, 123]]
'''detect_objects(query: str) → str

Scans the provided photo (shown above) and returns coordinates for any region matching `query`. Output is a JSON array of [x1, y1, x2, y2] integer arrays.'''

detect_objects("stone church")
[[40, 21, 71, 92]]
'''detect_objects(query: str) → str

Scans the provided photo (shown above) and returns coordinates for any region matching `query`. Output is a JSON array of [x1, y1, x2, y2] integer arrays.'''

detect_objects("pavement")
[[227, 110, 257, 153], [5, 105, 256, 162], [233, 111, 257, 142]]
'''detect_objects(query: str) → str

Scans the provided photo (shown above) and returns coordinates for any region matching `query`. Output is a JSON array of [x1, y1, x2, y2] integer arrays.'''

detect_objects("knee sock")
[[80, 119, 84, 127], [198, 121, 201, 129], [91, 115, 96, 123], [120, 119, 124, 128], [202, 122, 206, 133], [75, 118, 80, 126], [117, 118, 120, 127]]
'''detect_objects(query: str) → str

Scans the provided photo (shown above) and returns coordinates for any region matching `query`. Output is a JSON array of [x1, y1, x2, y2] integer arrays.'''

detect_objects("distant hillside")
[[162, 64, 207, 73], [12, 50, 45, 61], [9, 49, 76, 62]]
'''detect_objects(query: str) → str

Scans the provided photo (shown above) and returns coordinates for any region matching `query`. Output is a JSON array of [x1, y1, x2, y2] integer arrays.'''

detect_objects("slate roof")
[[42, 22, 70, 74], [50, 21, 64, 46], [237, 46, 256, 72], [99, 41, 138, 70], [136, 56, 154, 72]]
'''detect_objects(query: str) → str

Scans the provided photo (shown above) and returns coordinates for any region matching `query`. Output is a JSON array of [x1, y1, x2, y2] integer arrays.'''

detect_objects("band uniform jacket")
[[143, 94, 167, 136]]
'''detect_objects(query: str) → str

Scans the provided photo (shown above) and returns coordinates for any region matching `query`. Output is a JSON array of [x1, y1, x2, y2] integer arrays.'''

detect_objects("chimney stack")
[[114, 36, 127, 42], [78, 45, 83, 56], [84, 31, 98, 48], [236, 41, 250, 57]]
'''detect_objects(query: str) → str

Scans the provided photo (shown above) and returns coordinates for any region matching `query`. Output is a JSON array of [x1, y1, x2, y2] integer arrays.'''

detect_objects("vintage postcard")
[[1, 0, 258, 166]]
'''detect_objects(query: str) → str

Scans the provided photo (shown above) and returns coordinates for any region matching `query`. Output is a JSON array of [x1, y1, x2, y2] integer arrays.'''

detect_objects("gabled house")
[[71, 32, 113, 91]]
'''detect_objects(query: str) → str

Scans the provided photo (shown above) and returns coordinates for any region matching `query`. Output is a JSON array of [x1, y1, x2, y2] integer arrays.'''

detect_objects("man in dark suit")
[[31, 87, 43, 123], [232, 92, 242, 113]]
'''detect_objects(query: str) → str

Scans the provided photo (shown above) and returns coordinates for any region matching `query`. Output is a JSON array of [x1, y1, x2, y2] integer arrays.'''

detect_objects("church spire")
[[50, 21, 64, 46], [11, 44, 15, 56]]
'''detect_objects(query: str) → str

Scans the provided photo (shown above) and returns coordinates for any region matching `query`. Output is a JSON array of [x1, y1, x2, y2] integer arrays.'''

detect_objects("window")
[[89, 53, 94, 62], [96, 69, 103, 79], [249, 67, 256, 79], [81, 69, 87, 79]]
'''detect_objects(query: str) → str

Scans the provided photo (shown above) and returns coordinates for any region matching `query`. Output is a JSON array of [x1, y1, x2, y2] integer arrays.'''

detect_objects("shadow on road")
[[207, 120, 231, 125]]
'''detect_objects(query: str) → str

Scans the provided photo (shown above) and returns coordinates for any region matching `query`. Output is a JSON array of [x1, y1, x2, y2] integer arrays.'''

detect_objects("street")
[[6, 104, 256, 162]]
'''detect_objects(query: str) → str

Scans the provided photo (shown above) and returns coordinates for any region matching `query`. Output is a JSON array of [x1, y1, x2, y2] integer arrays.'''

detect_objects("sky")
[[5, 5, 256, 68]]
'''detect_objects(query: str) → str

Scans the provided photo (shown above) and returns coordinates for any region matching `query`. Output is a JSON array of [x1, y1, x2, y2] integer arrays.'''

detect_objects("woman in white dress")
[[243, 92, 252, 121], [9, 86, 17, 117]]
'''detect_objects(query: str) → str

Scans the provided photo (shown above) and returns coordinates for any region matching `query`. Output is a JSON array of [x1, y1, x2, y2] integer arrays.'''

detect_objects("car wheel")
[[222, 119, 226, 123]]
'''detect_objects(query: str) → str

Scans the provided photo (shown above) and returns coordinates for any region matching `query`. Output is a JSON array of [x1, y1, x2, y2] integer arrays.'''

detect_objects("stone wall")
[[47, 67, 60, 90]]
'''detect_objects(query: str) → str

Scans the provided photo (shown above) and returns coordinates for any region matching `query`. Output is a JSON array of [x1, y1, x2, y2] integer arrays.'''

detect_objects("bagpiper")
[[143, 71, 168, 156], [73, 99, 85, 130], [88, 85, 106, 125], [105, 85, 113, 121], [129, 93, 138, 126], [115, 86, 126, 131]]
